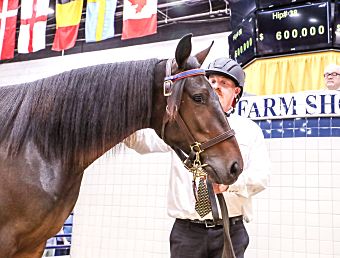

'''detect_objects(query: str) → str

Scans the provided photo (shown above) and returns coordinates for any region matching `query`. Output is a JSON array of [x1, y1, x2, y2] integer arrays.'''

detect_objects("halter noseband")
[[161, 58, 235, 176]]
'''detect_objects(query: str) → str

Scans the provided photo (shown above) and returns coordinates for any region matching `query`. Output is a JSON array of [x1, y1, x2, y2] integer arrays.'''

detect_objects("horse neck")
[[80, 63, 156, 168], [28, 61, 157, 170]]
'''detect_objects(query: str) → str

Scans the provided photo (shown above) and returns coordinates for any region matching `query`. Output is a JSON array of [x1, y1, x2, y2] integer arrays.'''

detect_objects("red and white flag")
[[18, 0, 50, 53], [0, 0, 19, 60], [122, 0, 157, 40]]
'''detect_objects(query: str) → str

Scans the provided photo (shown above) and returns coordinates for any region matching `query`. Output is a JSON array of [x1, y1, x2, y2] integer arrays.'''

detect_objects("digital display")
[[228, 14, 256, 66], [256, 1, 331, 56], [256, 0, 309, 9], [229, 0, 257, 29], [334, 0, 340, 47]]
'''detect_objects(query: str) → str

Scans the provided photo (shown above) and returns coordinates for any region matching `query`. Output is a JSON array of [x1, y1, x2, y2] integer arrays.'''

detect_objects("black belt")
[[177, 215, 243, 228]]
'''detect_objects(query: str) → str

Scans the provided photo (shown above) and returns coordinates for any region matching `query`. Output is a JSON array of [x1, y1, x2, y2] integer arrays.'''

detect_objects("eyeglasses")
[[324, 72, 340, 78]]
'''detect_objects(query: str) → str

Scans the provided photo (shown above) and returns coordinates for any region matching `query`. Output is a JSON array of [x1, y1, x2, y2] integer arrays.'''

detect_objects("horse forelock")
[[166, 56, 202, 121], [0, 58, 159, 166], [166, 80, 185, 121]]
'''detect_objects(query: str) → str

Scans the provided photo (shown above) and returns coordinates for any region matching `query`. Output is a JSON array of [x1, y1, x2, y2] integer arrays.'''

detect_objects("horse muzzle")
[[204, 159, 243, 185]]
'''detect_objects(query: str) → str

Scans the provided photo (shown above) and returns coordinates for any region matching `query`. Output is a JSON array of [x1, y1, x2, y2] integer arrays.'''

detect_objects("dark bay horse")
[[0, 34, 243, 257]]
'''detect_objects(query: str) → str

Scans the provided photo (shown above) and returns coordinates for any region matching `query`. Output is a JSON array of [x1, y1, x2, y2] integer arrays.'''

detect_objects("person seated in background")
[[324, 63, 340, 90]]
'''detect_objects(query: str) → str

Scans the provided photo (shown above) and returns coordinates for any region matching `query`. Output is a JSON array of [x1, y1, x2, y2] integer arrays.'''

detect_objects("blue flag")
[[85, 0, 117, 42]]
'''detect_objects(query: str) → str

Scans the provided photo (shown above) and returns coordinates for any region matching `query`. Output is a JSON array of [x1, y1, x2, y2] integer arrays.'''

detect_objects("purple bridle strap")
[[164, 69, 205, 82]]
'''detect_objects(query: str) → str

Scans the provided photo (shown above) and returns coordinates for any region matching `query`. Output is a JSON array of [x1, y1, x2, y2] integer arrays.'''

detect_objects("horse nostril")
[[230, 162, 241, 176]]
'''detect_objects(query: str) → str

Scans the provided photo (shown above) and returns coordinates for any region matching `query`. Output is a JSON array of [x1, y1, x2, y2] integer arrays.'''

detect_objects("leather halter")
[[161, 58, 237, 258], [161, 58, 235, 164]]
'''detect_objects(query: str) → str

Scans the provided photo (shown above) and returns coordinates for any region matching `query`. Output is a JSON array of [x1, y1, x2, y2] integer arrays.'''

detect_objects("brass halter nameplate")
[[163, 80, 173, 96]]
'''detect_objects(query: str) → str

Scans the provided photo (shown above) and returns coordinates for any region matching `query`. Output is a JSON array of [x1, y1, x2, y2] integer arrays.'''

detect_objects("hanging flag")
[[122, 0, 157, 40], [52, 0, 83, 51], [85, 0, 117, 42], [0, 0, 19, 60], [18, 0, 50, 54]]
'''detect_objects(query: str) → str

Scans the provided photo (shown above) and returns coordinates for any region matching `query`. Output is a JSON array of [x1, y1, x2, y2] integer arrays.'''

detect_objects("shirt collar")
[[224, 107, 234, 117]]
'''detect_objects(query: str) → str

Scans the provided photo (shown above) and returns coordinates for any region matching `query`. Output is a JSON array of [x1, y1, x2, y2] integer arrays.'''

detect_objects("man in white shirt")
[[324, 63, 340, 90], [125, 57, 270, 258]]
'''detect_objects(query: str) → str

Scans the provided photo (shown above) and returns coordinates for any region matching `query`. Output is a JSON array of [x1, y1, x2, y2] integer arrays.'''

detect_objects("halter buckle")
[[190, 142, 203, 154], [163, 80, 173, 96]]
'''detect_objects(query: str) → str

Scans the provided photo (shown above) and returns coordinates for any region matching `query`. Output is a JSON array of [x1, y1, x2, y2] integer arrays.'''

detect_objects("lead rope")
[[218, 111, 236, 258], [218, 193, 236, 258], [206, 179, 219, 222]]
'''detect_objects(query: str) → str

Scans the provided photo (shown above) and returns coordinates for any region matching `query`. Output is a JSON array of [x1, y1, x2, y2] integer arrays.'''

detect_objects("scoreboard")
[[256, 1, 331, 56], [228, 0, 336, 65], [228, 14, 256, 66]]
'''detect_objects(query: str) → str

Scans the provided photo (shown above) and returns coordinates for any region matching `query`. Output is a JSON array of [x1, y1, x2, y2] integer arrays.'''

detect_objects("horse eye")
[[192, 94, 204, 103]]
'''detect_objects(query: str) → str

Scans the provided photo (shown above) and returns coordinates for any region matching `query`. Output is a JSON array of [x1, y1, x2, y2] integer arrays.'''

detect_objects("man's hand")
[[213, 183, 229, 193]]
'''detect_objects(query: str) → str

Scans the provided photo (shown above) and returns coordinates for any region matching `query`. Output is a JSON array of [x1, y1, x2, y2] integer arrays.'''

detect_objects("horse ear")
[[195, 41, 214, 66], [175, 34, 193, 69]]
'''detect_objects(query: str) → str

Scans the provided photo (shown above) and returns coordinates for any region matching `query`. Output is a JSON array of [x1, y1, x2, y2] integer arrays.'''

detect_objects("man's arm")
[[226, 123, 270, 198], [123, 129, 171, 154]]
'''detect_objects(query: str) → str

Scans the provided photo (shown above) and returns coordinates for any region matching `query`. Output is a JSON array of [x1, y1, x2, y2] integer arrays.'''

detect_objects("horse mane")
[[0, 58, 160, 166]]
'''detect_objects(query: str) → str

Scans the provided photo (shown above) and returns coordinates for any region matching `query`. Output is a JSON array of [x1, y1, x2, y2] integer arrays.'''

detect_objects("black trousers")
[[170, 218, 249, 258]]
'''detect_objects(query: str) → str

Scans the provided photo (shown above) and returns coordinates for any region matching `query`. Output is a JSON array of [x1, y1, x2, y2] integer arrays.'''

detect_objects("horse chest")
[[0, 143, 82, 257]]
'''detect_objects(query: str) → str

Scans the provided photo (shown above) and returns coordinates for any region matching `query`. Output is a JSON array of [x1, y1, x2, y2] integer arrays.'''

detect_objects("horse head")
[[152, 34, 243, 185]]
